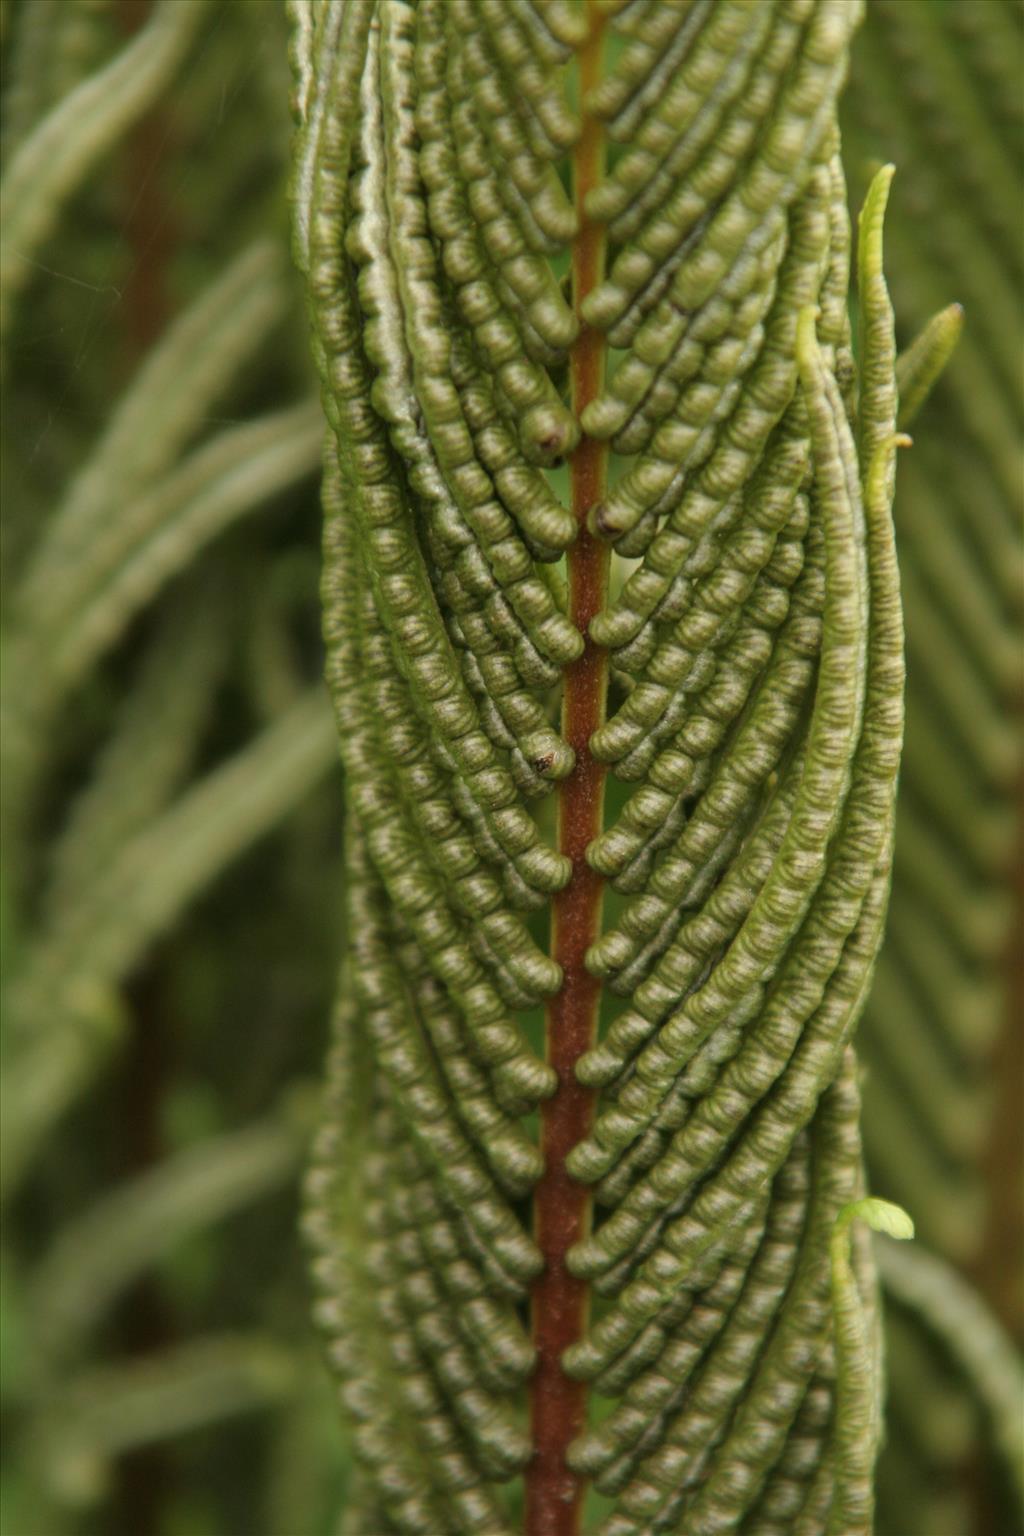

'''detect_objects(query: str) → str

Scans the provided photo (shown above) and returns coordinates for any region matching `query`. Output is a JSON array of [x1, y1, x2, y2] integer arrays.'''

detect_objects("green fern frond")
[[1, 0, 113, 155], [0, 0, 206, 338], [0, 4, 336, 1218], [1, 5, 342, 1531], [29, 1333, 297, 1509], [2, 686, 336, 1198], [43, 590, 228, 920], [1, 241, 310, 847], [289, 4, 916, 1530], [4, 2, 1013, 1532], [31, 1105, 309, 1364], [874, 1236, 1024, 1519]]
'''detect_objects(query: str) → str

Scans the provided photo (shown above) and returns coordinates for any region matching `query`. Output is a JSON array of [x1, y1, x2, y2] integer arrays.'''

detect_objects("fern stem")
[[971, 761, 1024, 1338], [527, 10, 609, 1534], [117, 0, 174, 358]]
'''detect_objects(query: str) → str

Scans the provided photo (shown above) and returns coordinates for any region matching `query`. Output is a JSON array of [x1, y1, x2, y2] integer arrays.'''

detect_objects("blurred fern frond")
[[1, 2, 345, 1530], [0, 0, 333, 1190]]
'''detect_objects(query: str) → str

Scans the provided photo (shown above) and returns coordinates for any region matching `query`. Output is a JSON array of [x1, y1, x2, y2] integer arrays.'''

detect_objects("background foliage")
[[841, 5, 1023, 1532], [0, 3, 1020, 1535]]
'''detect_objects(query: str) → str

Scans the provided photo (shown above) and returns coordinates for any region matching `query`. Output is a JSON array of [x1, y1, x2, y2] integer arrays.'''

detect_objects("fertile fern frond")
[[827, 1198, 913, 1536], [290, 3, 913, 1530]]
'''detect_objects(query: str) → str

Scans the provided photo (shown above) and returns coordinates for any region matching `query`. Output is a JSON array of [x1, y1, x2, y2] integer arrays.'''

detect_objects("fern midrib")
[[527, 9, 609, 1534]]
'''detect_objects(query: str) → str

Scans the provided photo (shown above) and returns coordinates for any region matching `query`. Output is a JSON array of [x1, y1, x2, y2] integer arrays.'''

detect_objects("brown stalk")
[[526, 7, 609, 1533], [110, 7, 178, 1532]]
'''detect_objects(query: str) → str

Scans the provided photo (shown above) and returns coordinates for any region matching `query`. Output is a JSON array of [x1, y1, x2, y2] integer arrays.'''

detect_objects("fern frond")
[[2, 688, 336, 1197], [1, 6, 353, 1532], [894, 303, 963, 429], [290, 3, 912, 1530], [30, 1108, 307, 1365], [8, 685, 334, 1023], [13, 238, 289, 605], [29, 1334, 296, 1510], [874, 1236, 1024, 1518], [1, 239, 299, 850], [826, 1199, 912, 1536], [35, 402, 321, 704], [44, 591, 228, 920], [1, 0, 113, 156], [0, 0, 206, 338]]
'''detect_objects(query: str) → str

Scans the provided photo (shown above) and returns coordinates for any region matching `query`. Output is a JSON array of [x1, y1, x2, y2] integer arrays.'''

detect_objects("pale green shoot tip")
[[896, 303, 965, 428], [835, 1196, 915, 1247], [857, 164, 896, 278]]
